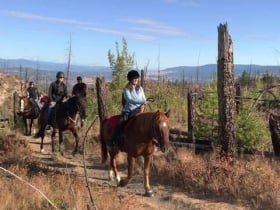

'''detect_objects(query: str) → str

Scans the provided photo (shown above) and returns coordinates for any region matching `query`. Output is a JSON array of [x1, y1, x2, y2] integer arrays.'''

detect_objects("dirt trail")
[[27, 133, 249, 210]]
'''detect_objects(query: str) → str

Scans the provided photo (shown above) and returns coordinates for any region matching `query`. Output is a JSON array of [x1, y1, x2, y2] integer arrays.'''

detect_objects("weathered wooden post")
[[269, 113, 280, 157], [96, 77, 107, 125], [235, 82, 242, 113], [13, 91, 19, 127], [187, 89, 195, 147], [140, 69, 145, 89], [217, 23, 236, 158]]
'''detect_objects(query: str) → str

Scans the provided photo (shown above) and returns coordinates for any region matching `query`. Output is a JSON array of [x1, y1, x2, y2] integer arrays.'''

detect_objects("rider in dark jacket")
[[27, 81, 39, 101], [72, 76, 87, 98], [48, 71, 68, 124], [72, 76, 87, 123], [49, 72, 68, 103]]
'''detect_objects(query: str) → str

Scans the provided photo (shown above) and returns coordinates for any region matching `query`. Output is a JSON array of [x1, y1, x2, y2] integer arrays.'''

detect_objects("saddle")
[[107, 113, 139, 131], [107, 113, 140, 150]]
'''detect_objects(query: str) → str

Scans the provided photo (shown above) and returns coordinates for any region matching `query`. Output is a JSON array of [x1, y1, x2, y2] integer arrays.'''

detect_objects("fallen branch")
[[83, 115, 99, 210], [0, 166, 58, 209]]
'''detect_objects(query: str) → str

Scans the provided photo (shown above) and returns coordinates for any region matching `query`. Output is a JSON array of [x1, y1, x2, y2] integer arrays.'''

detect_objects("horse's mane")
[[61, 96, 86, 118]]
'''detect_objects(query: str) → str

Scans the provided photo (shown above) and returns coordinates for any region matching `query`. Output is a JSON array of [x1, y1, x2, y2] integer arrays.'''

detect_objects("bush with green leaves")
[[236, 110, 271, 151]]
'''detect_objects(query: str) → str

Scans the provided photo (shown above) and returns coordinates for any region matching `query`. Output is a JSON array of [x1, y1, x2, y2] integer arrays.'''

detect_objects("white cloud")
[[0, 10, 189, 41], [122, 18, 190, 37]]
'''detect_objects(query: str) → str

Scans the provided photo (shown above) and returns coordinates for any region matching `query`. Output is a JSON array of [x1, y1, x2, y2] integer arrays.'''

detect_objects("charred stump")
[[269, 113, 280, 157], [217, 23, 236, 159]]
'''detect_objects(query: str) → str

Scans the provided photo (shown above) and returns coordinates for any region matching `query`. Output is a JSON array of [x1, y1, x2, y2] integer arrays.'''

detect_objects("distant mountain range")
[[0, 58, 280, 83]]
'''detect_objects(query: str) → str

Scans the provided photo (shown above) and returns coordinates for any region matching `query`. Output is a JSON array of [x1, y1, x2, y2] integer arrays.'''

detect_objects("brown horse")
[[100, 110, 170, 197], [37, 96, 86, 155], [17, 96, 40, 136]]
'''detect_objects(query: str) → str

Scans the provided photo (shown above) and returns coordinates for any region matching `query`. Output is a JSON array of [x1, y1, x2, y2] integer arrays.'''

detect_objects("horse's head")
[[152, 110, 170, 153], [67, 96, 86, 119]]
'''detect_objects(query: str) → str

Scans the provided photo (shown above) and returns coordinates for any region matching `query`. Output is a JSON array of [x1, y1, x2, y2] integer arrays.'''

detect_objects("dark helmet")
[[29, 81, 34, 86], [127, 70, 140, 81], [56, 71, 64, 78], [77, 76, 82, 81]]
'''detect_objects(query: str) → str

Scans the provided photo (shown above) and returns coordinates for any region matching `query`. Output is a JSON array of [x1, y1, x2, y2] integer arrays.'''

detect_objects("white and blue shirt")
[[122, 85, 146, 113]]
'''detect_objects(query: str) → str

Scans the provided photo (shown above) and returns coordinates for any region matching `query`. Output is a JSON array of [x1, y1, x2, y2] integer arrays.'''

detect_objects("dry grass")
[[0, 134, 140, 210], [1, 133, 280, 209], [154, 147, 280, 209]]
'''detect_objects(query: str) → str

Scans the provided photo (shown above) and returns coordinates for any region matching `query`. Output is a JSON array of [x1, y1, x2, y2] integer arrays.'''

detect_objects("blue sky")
[[0, 0, 279, 70]]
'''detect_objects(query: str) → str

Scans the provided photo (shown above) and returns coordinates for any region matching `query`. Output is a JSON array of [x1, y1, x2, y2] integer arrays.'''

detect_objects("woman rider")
[[109, 70, 147, 150]]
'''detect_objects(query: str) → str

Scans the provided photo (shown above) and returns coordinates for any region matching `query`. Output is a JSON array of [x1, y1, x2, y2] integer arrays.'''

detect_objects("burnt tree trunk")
[[235, 82, 242, 113], [217, 23, 236, 159], [269, 113, 280, 157], [187, 90, 195, 145], [95, 77, 107, 124], [13, 91, 19, 126]]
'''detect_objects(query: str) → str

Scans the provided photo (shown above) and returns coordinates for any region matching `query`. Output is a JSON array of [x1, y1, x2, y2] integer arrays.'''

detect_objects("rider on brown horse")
[[72, 76, 87, 123], [109, 70, 148, 150], [26, 81, 40, 108]]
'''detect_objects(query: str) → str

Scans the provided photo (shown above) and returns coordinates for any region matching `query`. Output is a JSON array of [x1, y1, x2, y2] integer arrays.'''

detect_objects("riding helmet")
[[29, 81, 34, 85], [77, 76, 82, 81], [127, 70, 140, 81], [56, 71, 64, 78]]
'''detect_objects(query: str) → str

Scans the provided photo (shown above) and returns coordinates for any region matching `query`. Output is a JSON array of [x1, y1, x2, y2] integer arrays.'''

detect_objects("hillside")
[[1, 58, 280, 83]]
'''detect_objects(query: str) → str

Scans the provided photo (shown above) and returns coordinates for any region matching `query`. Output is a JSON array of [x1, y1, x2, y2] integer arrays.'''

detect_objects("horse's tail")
[[100, 120, 108, 164]]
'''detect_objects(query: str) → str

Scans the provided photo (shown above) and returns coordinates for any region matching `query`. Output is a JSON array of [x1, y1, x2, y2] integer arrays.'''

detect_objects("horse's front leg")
[[119, 155, 135, 187], [37, 122, 47, 153], [72, 129, 79, 155], [58, 130, 64, 155], [51, 129, 57, 153], [109, 152, 121, 186], [28, 119, 33, 136], [23, 117, 28, 136], [143, 155, 154, 197]]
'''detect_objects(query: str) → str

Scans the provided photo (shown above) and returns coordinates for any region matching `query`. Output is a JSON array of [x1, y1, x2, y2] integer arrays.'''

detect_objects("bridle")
[[151, 113, 167, 147], [65, 98, 83, 123]]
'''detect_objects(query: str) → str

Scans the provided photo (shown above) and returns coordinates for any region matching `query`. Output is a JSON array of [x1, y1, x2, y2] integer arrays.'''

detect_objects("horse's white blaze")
[[162, 122, 167, 127]]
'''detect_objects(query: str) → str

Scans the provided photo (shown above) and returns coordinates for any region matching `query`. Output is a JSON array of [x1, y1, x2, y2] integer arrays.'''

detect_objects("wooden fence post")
[[13, 91, 19, 127], [235, 82, 242, 113], [95, 77, 107, 124], [187, 90, 195, 146], [217, 23, 236, 159], [140, 69, 145, 89], [269, 113, 280, 157]]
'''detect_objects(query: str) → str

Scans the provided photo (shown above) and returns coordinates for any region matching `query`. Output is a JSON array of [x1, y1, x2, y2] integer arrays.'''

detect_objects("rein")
[[67, 115, 77, 123], [65, 100, 80, 123], [151, 113, 163, 145]]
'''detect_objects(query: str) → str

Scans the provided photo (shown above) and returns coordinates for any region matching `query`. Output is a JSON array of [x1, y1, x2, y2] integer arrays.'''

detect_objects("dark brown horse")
[[17, 96, 40, 136], [100, 110, 170, 197], [37, 96, 86, 155]]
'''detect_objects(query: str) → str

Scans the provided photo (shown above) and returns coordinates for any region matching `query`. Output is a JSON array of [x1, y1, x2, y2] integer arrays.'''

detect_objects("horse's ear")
[[165, 109, 171, 118]]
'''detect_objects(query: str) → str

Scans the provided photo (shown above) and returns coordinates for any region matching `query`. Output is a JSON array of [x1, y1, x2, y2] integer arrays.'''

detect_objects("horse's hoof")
[[119, 179, 128, 187], [144, 190, 154, 197]]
